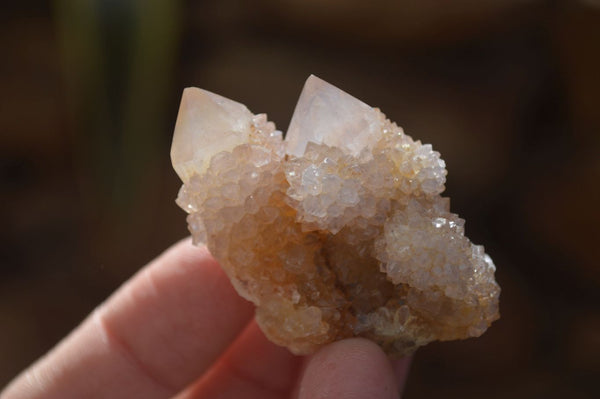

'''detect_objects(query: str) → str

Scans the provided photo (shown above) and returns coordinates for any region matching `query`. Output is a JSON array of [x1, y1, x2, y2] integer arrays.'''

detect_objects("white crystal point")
[[285, 75, 383, 157], [171, 87, 254, 183]]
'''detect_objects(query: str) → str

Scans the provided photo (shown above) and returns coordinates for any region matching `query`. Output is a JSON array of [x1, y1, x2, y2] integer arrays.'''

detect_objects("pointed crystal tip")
[[285, 75, 383, 157], [171, 87, 254, 183]]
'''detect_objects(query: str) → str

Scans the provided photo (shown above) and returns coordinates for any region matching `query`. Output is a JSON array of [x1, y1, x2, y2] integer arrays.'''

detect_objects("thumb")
[[296, 338, 406, 399]]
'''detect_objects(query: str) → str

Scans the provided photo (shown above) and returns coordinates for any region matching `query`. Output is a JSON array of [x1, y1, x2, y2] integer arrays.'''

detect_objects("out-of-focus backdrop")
[[1, 1, 599, 397]]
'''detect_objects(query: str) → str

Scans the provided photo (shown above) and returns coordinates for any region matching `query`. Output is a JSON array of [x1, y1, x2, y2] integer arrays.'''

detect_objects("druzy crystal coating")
[[171, 75, 500, 356]]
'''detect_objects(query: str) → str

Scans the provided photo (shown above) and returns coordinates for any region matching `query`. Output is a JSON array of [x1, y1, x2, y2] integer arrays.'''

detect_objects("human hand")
[[1, 238, 410, 399]]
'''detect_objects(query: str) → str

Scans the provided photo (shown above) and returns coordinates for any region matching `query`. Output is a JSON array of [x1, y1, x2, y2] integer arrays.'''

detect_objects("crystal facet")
[[286, 75, 384, 158], [171, 76, 500, 357], [171, 88, 254, 183]]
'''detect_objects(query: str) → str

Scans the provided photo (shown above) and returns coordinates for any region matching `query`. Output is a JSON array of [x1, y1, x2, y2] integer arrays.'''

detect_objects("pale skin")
[[1, 238, 411, 399]]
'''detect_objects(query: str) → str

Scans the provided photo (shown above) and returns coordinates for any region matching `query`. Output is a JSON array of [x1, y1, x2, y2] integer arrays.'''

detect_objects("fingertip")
[[160, 237, 211, 267], [391, 355, 412, 395], [297, 338, 400, 399]]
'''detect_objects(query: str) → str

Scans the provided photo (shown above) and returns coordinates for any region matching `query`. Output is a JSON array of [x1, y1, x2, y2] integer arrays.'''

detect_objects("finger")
[[0, 310, 173, 399], [295, 338, 401, 399], [177, 320, 301, 399], [391, 356, 412, 395], [1, 238, 254, 399], [100, 238, 255, 388]]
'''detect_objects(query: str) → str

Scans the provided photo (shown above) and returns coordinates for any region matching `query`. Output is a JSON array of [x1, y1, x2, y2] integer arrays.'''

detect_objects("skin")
[[1, 238, 411, 399]]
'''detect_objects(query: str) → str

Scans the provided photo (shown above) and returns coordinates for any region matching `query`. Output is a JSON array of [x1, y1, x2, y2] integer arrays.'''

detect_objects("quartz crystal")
[[171, 75, 500, 357]]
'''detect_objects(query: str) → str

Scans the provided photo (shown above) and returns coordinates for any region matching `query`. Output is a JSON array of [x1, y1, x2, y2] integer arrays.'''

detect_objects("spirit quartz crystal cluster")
[[171, 75, 500, 357]]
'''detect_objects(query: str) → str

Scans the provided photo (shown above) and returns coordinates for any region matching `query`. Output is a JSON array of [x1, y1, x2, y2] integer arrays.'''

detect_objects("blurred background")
[[1, 0, 599, 397]]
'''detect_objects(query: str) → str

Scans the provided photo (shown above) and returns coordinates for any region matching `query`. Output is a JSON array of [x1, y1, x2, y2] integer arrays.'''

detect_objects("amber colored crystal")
[[171, 76, 500, 356]]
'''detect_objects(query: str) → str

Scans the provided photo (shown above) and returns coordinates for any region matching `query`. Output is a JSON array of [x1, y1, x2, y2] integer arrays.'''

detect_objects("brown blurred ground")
[[1, 1, 599, 397]]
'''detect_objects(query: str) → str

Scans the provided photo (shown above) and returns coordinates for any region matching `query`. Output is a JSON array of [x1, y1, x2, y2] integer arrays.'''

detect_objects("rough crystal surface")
[[171, 76, 500, 357]]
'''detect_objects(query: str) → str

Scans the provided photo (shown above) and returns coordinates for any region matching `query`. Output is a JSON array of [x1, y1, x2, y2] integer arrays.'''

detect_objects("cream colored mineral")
[[171, 75, 500, 357]]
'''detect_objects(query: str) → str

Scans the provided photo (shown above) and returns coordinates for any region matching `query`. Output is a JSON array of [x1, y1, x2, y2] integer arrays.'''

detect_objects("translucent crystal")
[[171, 76, 500, 357], [171, 88, 254, 183], [285, 75, 384, 157]]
